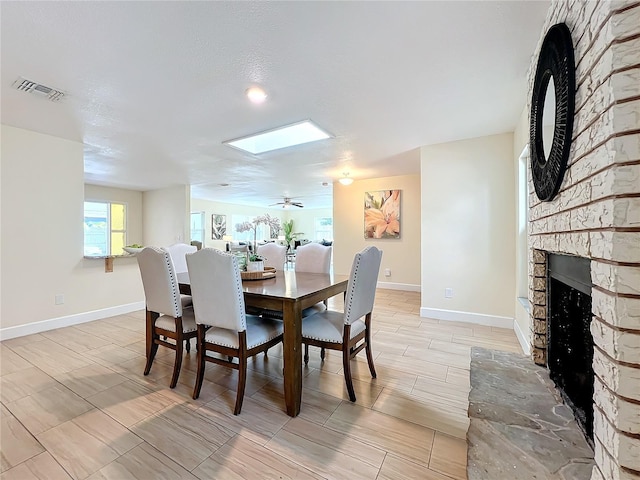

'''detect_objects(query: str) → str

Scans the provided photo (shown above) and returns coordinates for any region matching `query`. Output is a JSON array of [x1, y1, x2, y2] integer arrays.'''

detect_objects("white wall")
[[333, 174, 421, 289], [143, 185, 190, 247], [420, 133, 515, 327], [0, 125, 144, 337]]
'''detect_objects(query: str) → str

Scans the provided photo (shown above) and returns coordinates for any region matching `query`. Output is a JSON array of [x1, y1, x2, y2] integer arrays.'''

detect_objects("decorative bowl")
[[123, 247, 144, 254]]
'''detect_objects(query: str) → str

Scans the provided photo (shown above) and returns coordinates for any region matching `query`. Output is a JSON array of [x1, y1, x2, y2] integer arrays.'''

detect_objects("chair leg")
[[365, 342, 377, 379], [192, 327, 206, 399], [170, 335, 183, 389], [364, 317, 377, 378], [320, 347, 326, 361], [144, 310, 158, 376], [185, 338, 191, 353], [342, 346, 356, 402], [144, 341, 158, 376], [303, 343, 309, 365], [234, 354, 247, 415]]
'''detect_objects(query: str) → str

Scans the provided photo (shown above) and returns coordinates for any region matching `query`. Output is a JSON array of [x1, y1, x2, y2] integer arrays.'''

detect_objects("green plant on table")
[[282, 220, 303, 249]]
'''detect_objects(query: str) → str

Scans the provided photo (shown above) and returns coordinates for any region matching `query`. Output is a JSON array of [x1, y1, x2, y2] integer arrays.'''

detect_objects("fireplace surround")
[[526, 2, 640, 479]]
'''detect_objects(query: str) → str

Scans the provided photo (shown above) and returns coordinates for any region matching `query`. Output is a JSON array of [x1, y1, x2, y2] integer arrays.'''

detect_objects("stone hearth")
[[467, 347, 594, 479]]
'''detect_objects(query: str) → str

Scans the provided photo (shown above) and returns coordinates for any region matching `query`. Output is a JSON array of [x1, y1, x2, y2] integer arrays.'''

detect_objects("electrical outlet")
[[444, 288, 453, 298], [384, 268, 391, 277], [55, 294, 64, 305]]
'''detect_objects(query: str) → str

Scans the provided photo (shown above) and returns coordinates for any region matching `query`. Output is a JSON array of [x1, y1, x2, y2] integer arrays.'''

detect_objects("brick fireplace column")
[[527, 2, 640, 479], [530, 249, 547, 366]]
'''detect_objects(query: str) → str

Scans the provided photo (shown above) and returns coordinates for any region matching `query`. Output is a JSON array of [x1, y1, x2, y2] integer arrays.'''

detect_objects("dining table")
[[176, 269, 348, 417]]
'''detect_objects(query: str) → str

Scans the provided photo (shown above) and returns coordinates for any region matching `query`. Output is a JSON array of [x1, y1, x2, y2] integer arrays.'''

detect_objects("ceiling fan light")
[[339, 173, 354, 185]]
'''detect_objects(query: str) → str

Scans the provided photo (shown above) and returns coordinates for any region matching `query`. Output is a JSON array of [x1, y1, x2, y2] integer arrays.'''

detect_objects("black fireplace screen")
[[547, 254, 594, 442]]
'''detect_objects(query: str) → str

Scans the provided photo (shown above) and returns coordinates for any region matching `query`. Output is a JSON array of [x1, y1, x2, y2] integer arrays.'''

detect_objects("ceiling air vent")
[[12, 76, 65, 102]]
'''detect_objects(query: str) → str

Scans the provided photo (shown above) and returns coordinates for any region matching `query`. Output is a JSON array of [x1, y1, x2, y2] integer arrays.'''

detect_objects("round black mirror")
[[542, 76, 556, 160], [530, 23, 575, 202]]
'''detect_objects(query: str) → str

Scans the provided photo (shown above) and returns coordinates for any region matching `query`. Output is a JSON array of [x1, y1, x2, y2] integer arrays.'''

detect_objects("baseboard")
[[0, 301, 145, 341], [514, 319, 531, 356], [514, 298, 532, 355], [420, 307, 513, 329], [377, 282, 420, 292]]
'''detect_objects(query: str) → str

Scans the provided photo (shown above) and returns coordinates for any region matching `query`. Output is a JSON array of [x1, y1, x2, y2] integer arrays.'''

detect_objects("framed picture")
[[364, 190, 400, 239], [211, 214, 226, 240]]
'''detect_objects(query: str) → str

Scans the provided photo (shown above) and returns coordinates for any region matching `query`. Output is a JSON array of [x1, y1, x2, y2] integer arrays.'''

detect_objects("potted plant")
[[247, 253, 265, 272], [282, 220, 303, 251]]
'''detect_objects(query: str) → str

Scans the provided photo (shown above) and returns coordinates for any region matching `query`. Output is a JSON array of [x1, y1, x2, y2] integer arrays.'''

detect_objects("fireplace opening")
[[547, 253, 593, 444]]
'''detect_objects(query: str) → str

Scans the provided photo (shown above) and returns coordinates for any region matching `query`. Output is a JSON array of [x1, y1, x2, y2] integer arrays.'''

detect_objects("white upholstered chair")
[[163, 243, 197, 273], [162, 243, 196, 320], [260, 242, 333, 321], [257, 243, 287, 270], [296, 242, 333, 318], [186, 248, 284, 415], [295, 242, 332, 274], [301, 246, 382, 402], [136, 247, 197, 388]]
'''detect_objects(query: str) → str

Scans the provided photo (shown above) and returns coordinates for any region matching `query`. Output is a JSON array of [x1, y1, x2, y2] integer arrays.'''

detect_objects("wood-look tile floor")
[[0, 290, 522, 480]]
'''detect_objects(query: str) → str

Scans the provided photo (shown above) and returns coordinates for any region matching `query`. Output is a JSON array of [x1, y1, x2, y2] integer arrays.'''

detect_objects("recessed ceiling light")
[[223, 120, 333, 155], [246, 86, 267, 104]]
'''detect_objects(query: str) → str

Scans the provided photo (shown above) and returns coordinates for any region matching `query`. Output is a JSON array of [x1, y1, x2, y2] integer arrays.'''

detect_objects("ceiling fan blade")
[[270, 197, 303, 207]]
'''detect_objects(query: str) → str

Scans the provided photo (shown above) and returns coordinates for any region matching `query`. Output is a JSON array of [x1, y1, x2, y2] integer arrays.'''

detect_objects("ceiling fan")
[[270, 197, 304, 208]]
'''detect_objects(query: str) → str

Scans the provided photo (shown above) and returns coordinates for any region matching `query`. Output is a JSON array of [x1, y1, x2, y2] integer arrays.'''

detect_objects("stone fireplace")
[[527, 1, 640, 479]]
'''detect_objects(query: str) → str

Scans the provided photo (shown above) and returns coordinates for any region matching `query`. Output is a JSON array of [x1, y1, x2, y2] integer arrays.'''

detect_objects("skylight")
[[223, 120, 332, 155]]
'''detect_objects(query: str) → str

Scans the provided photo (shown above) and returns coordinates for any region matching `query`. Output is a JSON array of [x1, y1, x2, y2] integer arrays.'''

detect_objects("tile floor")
[[1, 289, 522, 479]]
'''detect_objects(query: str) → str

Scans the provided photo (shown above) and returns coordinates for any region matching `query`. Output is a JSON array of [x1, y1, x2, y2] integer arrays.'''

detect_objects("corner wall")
[[420, 133, 516, 327], [143, 185, 190, 248], [0, 125, 144, 339]]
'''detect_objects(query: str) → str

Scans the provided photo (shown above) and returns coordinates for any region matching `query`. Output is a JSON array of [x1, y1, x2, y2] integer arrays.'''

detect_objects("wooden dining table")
[[176, 269, 348, 417]]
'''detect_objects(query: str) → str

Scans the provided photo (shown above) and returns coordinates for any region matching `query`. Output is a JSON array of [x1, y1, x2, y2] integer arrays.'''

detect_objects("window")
[[190, 212, 205, 244], [84, 201, 127, 256], [314, 217, 333, 241]]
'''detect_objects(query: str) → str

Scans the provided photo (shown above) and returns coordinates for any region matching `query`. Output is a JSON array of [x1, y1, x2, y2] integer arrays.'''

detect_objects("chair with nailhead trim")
[[163, 243, 197, 274], [256, 242, 287, 270], [136, 247, 197, 388], [301, 246, 382, 402], [186, 248, 284, 415]]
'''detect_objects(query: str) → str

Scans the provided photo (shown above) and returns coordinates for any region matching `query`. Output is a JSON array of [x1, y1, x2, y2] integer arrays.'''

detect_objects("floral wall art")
[[364, 190, 400, 239], [211, 214, 226, 240]]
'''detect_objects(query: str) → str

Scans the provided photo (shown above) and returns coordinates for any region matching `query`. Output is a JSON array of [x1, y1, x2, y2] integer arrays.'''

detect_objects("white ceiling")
[[0, 1, 549, 209]]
